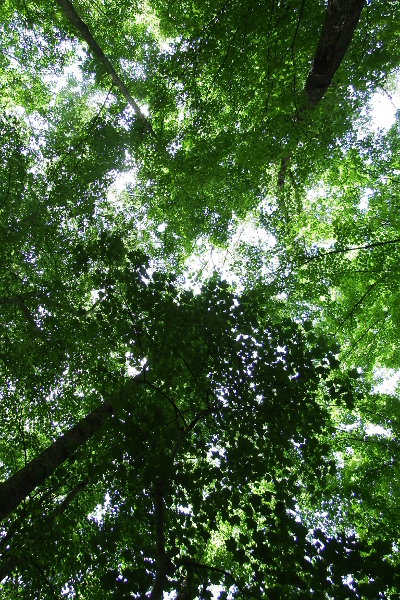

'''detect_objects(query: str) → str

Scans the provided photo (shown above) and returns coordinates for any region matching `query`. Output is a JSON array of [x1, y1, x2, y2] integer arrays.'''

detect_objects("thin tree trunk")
[[0, 403, 112, 522], [0, 478, 89, 582], [305, 0, 366, 106], [149, 481, 172, 600], [54, 478, 89, 517], [54, 0, 156, 138]]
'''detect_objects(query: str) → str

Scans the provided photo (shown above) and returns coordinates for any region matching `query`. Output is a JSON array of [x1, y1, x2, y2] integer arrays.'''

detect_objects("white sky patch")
[[112, 169, 136, 194], [373, 368, 400, 394], [365, 424, 389, 436], [88, 492, 111, 525], [370, 90, 400, 131], [358, 187, 373, 211]]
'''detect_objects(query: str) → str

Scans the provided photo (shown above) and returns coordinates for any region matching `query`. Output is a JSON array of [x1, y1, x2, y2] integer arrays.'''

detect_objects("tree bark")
[[305, 0, 366, 106], [0, 403, 112, 522], [54, 0, 156, 138]]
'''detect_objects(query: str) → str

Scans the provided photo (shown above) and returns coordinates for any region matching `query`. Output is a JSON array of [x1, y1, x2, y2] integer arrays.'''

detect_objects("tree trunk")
[[149, 480, 172, 600], [305, 0, 366, 106], [0, 403, 112, 522], [54, 0, 156, 138]]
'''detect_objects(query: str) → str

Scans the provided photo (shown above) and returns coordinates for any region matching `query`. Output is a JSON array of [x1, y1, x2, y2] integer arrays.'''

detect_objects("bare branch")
[[32, 559, 59, 599]]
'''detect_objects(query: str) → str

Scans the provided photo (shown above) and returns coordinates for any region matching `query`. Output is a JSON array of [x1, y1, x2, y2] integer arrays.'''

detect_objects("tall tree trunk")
[[305, 0, 366, 106], [0, 403, 112, 522]]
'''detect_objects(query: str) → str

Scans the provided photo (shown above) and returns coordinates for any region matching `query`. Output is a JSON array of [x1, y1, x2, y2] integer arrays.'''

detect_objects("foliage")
[[1, 0, 400, 599]]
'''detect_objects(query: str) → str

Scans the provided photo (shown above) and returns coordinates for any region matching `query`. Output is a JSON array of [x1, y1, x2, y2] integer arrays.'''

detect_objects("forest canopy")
[[1, 0, 400, 598]]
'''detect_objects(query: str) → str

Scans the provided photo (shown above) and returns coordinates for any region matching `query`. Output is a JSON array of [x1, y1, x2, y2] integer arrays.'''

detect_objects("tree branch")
[[277, 153, 291, 191], [0, 402, 113, 522], [0, 295, 44, 335], [0, 554, 19, 583], [31, 559, 59, 599], [336, 281, 377, 331], [53, 478, 89, 518]]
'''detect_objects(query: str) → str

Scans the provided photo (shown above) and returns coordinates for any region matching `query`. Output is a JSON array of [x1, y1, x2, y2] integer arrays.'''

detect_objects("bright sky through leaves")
[[1, 1, 400, 598]]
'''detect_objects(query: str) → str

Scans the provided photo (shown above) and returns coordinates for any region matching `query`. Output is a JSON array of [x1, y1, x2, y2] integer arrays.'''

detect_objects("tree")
[[1, 0, 400, 598]]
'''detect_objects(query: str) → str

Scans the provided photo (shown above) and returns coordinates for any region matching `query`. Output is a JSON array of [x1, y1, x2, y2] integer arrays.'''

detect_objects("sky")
[[370, 87, 400, 130]]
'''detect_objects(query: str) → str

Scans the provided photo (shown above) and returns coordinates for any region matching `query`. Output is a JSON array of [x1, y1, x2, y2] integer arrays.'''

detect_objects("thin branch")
[[171, 407, 215, 460], [0, 160, 12, 211], [145, 380, 186, 429], [290, 0, 305, 51], [336, 281, 377, 331], [277, 153, 291, 191], [0, 553, 19, 583], [31, 559, 58, 599], [301, 237, 400, 264], [17, 407, 27, 467], [207, 24, 240, 96], [53, 478, 89, 518], [57, 84, 114, 164], [125, 303, 146, 363], [15, 299, 42, 335], [289, 0, 305, 118], [340, 314, 387, 359], [177, 353, 197, 383]]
